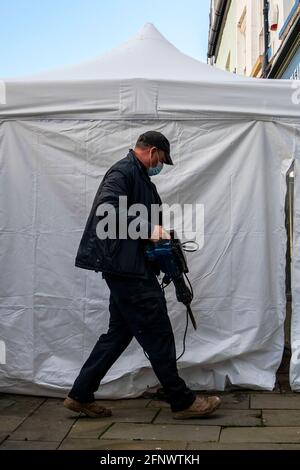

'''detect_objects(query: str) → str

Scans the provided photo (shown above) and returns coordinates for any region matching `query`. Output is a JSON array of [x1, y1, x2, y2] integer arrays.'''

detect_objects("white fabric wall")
[[0, 118, 296, 398], [291, 124, 300, 391]]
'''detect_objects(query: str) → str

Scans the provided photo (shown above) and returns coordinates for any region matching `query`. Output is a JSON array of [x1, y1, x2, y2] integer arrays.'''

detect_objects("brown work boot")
[[172, 395, 221, 420], [63, 397, 112, 418]]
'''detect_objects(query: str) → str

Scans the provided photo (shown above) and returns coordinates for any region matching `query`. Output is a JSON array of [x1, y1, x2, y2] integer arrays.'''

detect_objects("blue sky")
[[0, 0, 211, 78]]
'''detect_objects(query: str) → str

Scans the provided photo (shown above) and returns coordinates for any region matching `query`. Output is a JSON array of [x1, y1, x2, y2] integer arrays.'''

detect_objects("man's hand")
[[150, 225, 171, 243]]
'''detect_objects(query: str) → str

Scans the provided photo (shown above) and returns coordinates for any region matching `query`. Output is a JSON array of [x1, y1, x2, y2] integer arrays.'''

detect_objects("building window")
[[225, 52, 231, 71], [259, 28, 264, 56], [270, 2, 279, 31], [237, 7, 247, 75], [290, 64, 300, 80]]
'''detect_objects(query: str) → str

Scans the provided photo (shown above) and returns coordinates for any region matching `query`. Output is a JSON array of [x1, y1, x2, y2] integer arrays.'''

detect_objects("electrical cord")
[[144, 271, 194, 363], [184, 272, 194, 299], [143, 237, 197, 363], [143, 307, 190, 363], [176, 309, 189, 361]]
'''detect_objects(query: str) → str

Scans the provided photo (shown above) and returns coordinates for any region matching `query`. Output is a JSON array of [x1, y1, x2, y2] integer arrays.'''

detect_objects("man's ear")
[[150, 147, 159, 162]]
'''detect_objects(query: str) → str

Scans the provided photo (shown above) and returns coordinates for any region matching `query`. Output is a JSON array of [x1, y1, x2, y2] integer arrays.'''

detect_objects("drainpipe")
[[207, 0, 228, 61], [263, 0, 270, 77]]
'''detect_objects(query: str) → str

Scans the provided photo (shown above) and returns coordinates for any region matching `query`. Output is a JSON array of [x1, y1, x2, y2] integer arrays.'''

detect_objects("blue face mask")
[[148, 161, 163, 177], [147, 150, 164, 177]]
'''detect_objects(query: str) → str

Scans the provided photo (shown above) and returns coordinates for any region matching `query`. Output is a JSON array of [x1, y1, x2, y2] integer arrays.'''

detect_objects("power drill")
[[145, 230, 197, 330]]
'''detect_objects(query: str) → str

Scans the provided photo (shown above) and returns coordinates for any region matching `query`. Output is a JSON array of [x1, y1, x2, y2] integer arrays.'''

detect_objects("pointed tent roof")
[[14, 23, 245, 83], [0, 23, 299, 120]]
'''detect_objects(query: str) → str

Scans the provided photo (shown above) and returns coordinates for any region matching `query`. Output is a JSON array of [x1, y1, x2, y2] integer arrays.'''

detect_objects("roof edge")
[[207, 0, 231, 59]]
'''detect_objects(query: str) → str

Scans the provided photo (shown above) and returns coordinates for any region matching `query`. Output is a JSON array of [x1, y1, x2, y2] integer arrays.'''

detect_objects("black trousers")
[[69, 270, 196, 412]]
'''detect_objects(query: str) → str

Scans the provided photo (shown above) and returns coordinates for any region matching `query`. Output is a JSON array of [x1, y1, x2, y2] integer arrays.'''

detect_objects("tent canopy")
[[1, 24, 300, 398], [0, 23, 299, 120], [16, 23, 246, 82]]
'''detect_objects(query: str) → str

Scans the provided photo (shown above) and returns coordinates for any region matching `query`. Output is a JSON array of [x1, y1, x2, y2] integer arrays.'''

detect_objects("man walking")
[[64, 131, 221, 419]]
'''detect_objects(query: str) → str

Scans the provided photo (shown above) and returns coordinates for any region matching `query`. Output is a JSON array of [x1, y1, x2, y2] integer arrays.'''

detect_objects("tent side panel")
[[291, 126, 300, 391], [0, 118, 293, 397]]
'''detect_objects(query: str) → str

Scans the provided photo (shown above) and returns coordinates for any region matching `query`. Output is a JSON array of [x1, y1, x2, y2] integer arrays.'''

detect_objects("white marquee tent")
[[1, 23, 300, 398]]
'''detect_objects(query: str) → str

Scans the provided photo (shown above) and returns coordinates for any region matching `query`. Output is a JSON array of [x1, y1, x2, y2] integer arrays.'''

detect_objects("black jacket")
[[75, 150, 162, 277]]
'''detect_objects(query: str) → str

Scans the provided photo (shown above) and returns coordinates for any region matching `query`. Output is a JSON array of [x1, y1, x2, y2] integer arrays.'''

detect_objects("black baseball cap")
[[136, 131, 173, 165]]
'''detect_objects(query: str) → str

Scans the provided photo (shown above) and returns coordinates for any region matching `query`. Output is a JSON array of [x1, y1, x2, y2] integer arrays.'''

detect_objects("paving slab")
[[101, 423, 220, 442], [97, 399, 151, 409], [154, 409, 261, 426], [262, 410, 300, 427], [68, 407, 157, 429], [187, 442, 300, 450], [68, 421, 116, 439], [218, 393, 250, 409], [59, 438, 187, 450], [251, 394, 300, 409], [8, 398, 76, 442], [0, 397, 17, 411], [147, 399, 169, 409], [220, 427, 300, 443], [148, 393, 250, 410], [0, 434, 8, 445], [0, 440, 58, 450], [107, 407, 158, 423], [0, 394, 45, 433]]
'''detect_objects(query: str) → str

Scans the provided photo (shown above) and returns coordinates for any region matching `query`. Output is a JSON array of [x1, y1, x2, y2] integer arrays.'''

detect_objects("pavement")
[[1, 372, 300, 450]]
